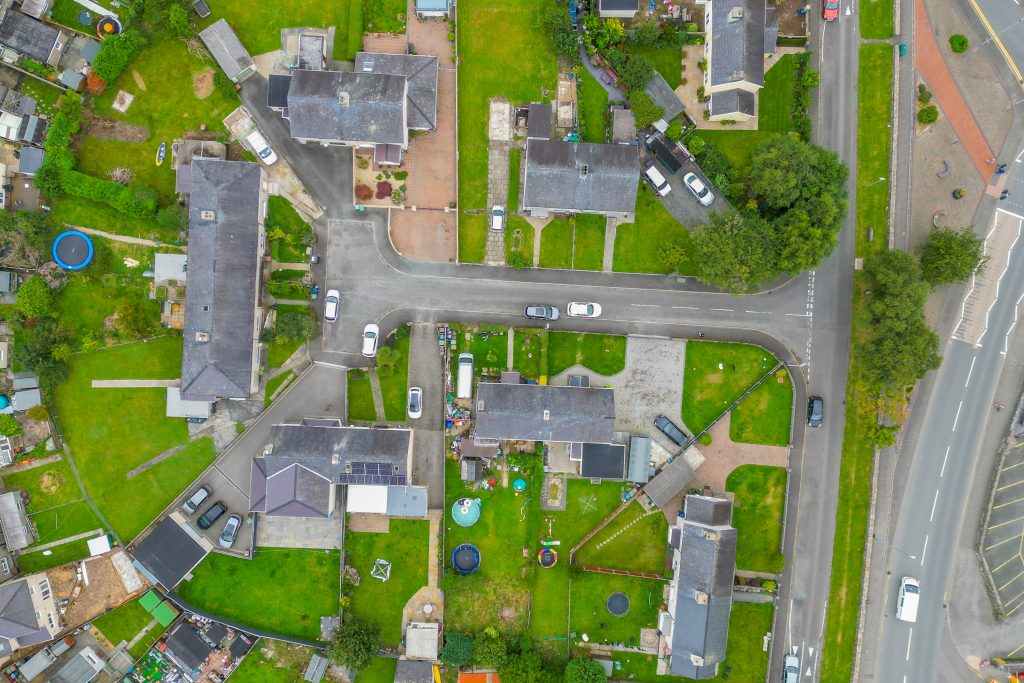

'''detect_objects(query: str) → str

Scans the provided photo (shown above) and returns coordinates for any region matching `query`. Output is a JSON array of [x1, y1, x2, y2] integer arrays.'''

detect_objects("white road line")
[[941, 446, 951, 477], [952, 400, 964, 432], [921, 535, 929, 566], [965, 355, 977, 387], [631, 304, 659, 308], [786, 313, 811, 317], [710, 308, 734, 312], [906, 629, 913, 661], [672, 306, 699, 310], [930, 491, 939, 522]]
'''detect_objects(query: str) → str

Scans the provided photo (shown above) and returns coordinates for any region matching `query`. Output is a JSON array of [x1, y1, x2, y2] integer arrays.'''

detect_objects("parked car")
[[197, 501, 226, 530], [219, 514, 242, 549], [408, 387, 423, 419], [823, 0, 839, 20], [643, 164, 672, 197], [490, 205, 505, 231], [896, 576, 920, 622], [362, 324, 380, 357], [310, 254, 321, 265], [181, 486, 210, 515], [524, 305, 560, 321], [683, 172, 714, 206], [324, 289, 340, 322], [567, 302, 602, 318], [807, 396, 824, 427], [654, 415, 689, 447], [782, 655, 800, 683], [245, 130, 278, 165]]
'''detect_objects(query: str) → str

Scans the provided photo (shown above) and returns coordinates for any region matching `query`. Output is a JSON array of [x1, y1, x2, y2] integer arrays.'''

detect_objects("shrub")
[[619, 55, 654, 90], [628, 89, 663, 128], [0, 415, 21, 437], [91, 29, 148, 83], [917, 105, 938, 124], [168, 4, 192, 39], [949, 34, 969, 53], [375, 181, 393, 199], [157, 204, 188, 229], [16, 276, 54, 320], [917, 83, 932, 105], [355, 184, 374, 201], [440, 632, 473, 666], [213, 71, 237, 100], [26, 405, 49, 422]]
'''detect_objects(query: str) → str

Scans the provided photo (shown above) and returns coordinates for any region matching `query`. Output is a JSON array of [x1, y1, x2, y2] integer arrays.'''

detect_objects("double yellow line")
[[967, 0, 1024, 83]]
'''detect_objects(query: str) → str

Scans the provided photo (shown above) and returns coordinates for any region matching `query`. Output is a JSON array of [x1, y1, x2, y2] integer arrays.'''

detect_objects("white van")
[[643, 164, 671, 197], [456, 353, 474, 399], [896, 576, 920, 623], [246, 129, 278, 165]]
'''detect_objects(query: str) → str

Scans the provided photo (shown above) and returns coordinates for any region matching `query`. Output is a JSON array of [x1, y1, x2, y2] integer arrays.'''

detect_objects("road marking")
[[710, 308, 734, 312], [672, 306, 699, 310], [930, 491, 939, 521], [942, 445, 951, 477], [921, 534, 929, 565], [967, 0, 1024, 83], [906, 629, 913, 661], [631, 304, 659, 308], [953, 400, 964, 432], [965, 355, 977, 386], [786, 312, 811, 317]]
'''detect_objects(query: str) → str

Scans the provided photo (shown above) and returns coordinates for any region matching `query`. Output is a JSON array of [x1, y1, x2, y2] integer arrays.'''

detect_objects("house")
[[178, 159, 264, 403], [696, 0, 778, 121], [414, 0, 451, 17], [474, 381, 616, 445], [172, 138, 227, 195], [354, 53, 439, 131], [598, 0, 639, 18], [0, 11, 67, 66], [396, 659, 434, 683], [248, 419, 427, 520], [660, 496, 737, 679], [198, 19, 255, 83], [644, 72, 685, 125], [0, 573, 62, 657], [163, 620, 216, 677], [0, 492, 34, 552], [522, 139, 639, 218]]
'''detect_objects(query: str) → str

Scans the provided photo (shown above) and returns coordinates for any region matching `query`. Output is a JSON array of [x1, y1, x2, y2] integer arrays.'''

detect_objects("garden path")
[[602, 217, 618, 272], [29, 527, 103, 552], [70, 226, 167, 248]]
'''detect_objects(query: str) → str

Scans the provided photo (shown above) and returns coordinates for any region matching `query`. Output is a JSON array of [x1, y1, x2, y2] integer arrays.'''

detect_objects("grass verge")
[[539, 218, 573, 269], [378, 332, 410, 421], [347, 369, 377, 421], [726, 465, 787, 573], [860, 0, 894, 39], [548, 332, 626, 376]]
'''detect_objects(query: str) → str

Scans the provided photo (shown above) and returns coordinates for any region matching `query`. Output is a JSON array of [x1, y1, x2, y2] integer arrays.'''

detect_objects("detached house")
[[697, 0, 778, 121]]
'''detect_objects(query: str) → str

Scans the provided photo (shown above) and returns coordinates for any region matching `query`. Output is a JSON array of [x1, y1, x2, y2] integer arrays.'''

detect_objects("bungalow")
[[0, 11, 67, 66], [414, 0, 451, 17], [660, 495, 737, 679], [473, 381, 616, 445], [522, 139, 639, 218], [598, 0, 639, 18], [198, 19, 256, 83]]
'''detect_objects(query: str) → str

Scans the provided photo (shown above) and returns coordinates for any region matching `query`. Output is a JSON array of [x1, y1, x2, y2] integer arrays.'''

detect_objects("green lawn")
[[512, 328, 545, 380], [613, 188, 694, 274], [2, 456, 102, 547], [92, 598, 160, 654], [49, 0, 90, 28], [625, 45, 682, 89], [569, 571, 663, 645], [55, 338, 218, 539], [18, 539, 91, 573], [267, 304, 312, 368], [574, 503, 669, 575], [730, 366, 793, 446], [18, 78, 62, 116], [457, 0, 558, 262], [176, 549, 340, 640], [347, 369, 377, 421], [681, 341, 784, 438], [548, 333, 626, 376], [48, 196, 166, 243], [579, 68, 609, 142], [726, 465, 787, 573], [230, 642, 321, 682], [508, 149, 522, 212], [573, 214, 606, 271], [759, 54, 796, 134], [377, 333, 410, 421], [856, 45, 893, 254], [505, 217, 535, 267], [267, 197, 315, 263], [199, 0, 355, 60], [357, 657, 400, 683], [344, 519, 429, 646], [861, 0, 894, 39], [451, 324, 509, 376], [539, 219, 573, 269], [265, 370, 297, 408], [363, 0, 406, 33]]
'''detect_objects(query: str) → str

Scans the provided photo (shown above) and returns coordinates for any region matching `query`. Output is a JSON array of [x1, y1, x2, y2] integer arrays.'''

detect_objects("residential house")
[[0, 492, 34, 552], [0, 11, 67, 66], [644, 72, 684, 126], [598, 0, 639, 18], [178, 159, 264, 403], [395, 659, 434, 683], [198, 19, 256, 83], [696, 0, 778, 121], [172, 138, 227, 196], [522, 139, 639, 218], [354, 52, 439, 132], [413, 0, 451, 17], [0, 573, 61, 658], [660, 495, 737, 679], [17, 0, 52, 20], [248, 418, 427, 520]]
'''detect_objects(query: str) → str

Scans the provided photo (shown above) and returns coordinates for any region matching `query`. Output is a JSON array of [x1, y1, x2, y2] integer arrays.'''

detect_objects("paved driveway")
[[407, 324, 445, 509], [643, 149, 720, 227]]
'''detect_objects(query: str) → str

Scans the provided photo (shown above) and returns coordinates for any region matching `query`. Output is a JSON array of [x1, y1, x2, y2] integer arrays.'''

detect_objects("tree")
[[917, 105, 938, 124], [564, 658, 606, 683], [949, 34, 969, 53], [746, 136, 846, 213], [502, 652, 545, 683], [628, 17, 661, 47], [116, 299, 153, 338], [537, 3, 579, 61], [326, 617, 380, 673], [692, 212, 778, 293], [0, 415, 21, 437], [619, 55, 654, 90], [275, 309, 317, 341], [919, 227, 986, 285], [627, 90, 663, 128], [473, 628, 507, 669], [16, 276, 54, 320], [12, 320, 73, 388], [440, 631, 473, 666], [168, 4, 192, 39]]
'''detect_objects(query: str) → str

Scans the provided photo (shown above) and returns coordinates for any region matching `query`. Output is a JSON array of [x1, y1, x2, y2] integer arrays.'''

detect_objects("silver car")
[[683, 172, 714, 206], [181, 486, 210, 515], [782, 654, 799, 683], [219, 514, 242, 549]]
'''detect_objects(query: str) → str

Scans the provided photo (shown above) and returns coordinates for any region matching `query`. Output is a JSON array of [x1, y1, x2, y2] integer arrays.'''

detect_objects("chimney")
[[728, 6, 743, 20], [543, 410, 551, 421], [200, 210, 216, 220], [580, 164, 589, 178], [195, 332, 210, 342], [693, 590, 709, 605]]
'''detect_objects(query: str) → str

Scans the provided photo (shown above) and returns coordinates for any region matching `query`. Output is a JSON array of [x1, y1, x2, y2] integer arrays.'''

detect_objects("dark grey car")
[[654, 415, 689, 447], [197, 501, 226, 530], [524, 305, 560, 321], [807, 396, 824, 427]]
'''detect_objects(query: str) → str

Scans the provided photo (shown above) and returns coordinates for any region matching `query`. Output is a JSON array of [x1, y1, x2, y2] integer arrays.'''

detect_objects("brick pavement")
[[362, 33, 408, 54], [690, 413, 788, 491], [485, 142, 511, 265]]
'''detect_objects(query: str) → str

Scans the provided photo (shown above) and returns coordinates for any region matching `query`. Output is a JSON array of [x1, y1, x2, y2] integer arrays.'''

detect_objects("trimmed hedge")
[[791, 52, 820, 141], [91, 29, 148, 84]]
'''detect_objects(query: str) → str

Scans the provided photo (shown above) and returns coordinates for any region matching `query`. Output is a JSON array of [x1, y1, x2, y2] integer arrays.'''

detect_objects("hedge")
[[90, 29, 148, 84]]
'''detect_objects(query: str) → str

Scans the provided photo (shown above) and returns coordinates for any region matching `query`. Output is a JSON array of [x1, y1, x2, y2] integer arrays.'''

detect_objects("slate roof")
[[644, 72, 684, 122], [198, 19, 254, 82], [0, 492, 33, 552], [764, 7, 778, 53], [17, 146, 43, 175], [0, 12, 59, 62], [250, 459, 333, 518], [709, 89, 756, 118], [0, 581, 39, 639], [522, 139, 639, 215], [131, 517, 208, 589], [286, 69, 407, 145], [627, 436, 652, 483], [599, 0, 639, 9], [395, 659, 434, 683], [52, 648, 104, 683], [180, 159, 262, 402], [527, 103, 552, 140], [165, 622, 214, 672], [685, 495, 733, 526], [268, 73, 292, 109], [708, 0, 766, 88], [580, 443, 627, 479], [669, 496, 737, 679], [644, 455, 696, 508], [304, 653, 329, 682], [355, 53, 438, 130], [474, 383, 616, 443]]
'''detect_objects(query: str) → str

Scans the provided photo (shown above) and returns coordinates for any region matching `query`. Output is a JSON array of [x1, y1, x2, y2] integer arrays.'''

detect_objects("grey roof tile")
[[355, 53, 437, 130], [709, 0, 766, 88], [522, 139, 639, 215], [709, 89, 756, 117], [0, 12, 58, 62], [287, 69, 407, 145], [0, 581, 39, 639], [395, 659, 433, 683], [474, 383, 616, 442], [579, 443, 627, 479]]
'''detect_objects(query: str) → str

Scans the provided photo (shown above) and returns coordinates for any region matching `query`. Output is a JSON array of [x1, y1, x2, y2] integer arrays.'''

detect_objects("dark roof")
[[80, 39, 101, 62], [764, 7, 778, 53], [523, 139, 639, 215], [165, 623, 214, 672], [709, 90, 756, 118], [51, 648, 104, 683], [474, 383, 616, 443], [395, 659, 434, 683], [684, 495, 733, 526], [251, 459, 333, 518], [627, 436, 652, 483], [355, 53, 438, 130], [580, 443, 627, 479], [286, 69, 407, 145], [648, 132, 685, 174], [0, 581, 39, 639], [527, 103, 552, 140], [180, 159, 262, 401], [599, 0, 639, 9], [670, 496, 737, 679], [644, 72, 684, 122], [268, 74, 292, 109], [709, 0, 766, 88], [0, 492, 32, 551], [198, 19, 254, 81], [0, 12, 58, 62], [132, 517, 208, 589], [206, 622, 228, 645], [644, 456, 696, 508]]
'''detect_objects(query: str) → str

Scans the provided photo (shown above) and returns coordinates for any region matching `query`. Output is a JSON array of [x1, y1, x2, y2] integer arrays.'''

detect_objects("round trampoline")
[[537, 547, 558, 569], [451, 497, 481, 527], [451, 543, 481, 575], [52, 230, 94, 271], [96, 16, 122, 37], [606, 592, 630, 616]]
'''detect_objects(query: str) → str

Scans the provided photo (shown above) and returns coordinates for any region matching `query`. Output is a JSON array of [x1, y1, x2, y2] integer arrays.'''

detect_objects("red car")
[[823, 0, 839, 20]]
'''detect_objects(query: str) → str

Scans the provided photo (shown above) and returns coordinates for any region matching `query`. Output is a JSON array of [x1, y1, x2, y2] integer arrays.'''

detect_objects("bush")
[[440, 631, 473, 666], [157, 204, 188, 229], [917, 105, 938, 124], [0, 415, 21, 437], [917, 83, 932, 105], [91, 29, 148, 83], [16, 276, 54, 320], [949, 34, 969, 53], [168, 4, 192, 39], [619, 55, 654, 91], [26, 405, 49, 422], [628, 89, 663, 128], [355, 184, 374, 201], [375, 181, 393, 199], [213, 70, 237, 100]]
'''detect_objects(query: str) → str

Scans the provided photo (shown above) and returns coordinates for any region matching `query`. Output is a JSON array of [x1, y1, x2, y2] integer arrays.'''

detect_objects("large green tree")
[[326, 617, 380, 673], [15, 276, 54, 320], [692, 212, 777, 293], [919, 227, 986, 286], [564, 658, 606, 683]]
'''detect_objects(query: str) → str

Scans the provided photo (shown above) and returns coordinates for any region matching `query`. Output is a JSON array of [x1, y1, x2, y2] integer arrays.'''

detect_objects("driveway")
[[642, 148, 719, 226], [407, 324, 445, 509]]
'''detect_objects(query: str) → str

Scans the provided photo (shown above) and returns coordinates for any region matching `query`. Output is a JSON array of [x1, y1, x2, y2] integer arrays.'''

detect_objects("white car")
[[324, 289, 340, 322], [245, 130, 278, 165], [361, 324, 380, 357], [408, 387, 423, 419], [490, 205, 505, 231], [683, 172, 714, 206], [567, 302, 602, 318]]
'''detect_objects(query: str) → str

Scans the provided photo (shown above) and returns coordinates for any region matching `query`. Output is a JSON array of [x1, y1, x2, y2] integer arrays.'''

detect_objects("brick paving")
[[362, 32, 408, 54], [690, 413, 788, 491], [485, 142, 511, 265]]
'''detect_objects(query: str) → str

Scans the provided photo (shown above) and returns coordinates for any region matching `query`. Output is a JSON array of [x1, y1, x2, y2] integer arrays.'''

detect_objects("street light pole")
[[863, 176, 886, 188]]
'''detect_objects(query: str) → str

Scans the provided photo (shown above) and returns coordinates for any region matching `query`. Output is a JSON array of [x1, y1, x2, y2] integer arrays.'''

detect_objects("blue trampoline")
[[52, 230, 94, 270], [451, 543, 480, 575]]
